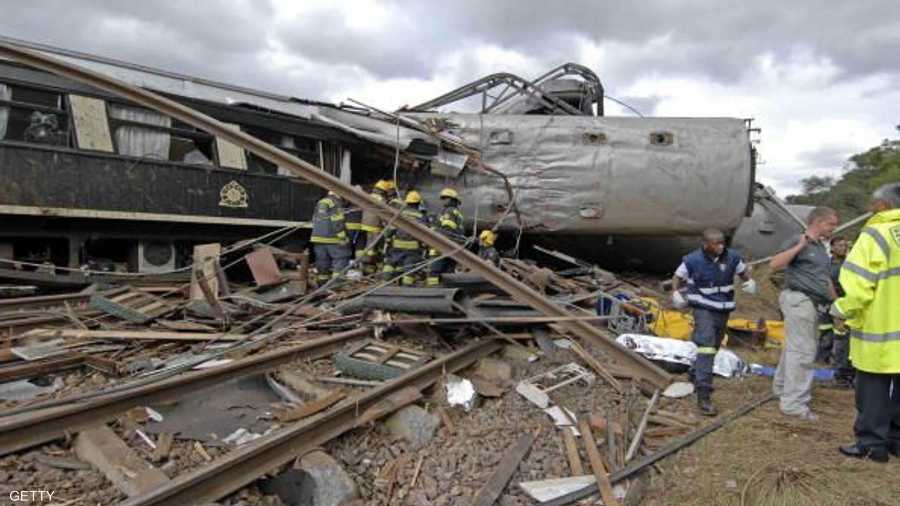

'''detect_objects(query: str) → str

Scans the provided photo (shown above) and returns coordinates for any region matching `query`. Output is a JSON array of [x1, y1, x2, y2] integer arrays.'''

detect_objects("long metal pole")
[[0, 41, 670, 388]]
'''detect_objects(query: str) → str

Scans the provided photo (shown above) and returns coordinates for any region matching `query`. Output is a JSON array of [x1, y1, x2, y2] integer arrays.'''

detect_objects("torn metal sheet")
[[144, 374, 279, 444], [11, 339, 67, 361], [519, 476, 627, 504], [0, 377, 63, 401], [311, 107, 435, 153]]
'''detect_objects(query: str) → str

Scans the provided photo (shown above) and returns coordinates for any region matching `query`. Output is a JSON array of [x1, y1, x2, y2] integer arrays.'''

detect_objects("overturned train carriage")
[[0, 38, 756, 280], [405, 113, 755, 267]]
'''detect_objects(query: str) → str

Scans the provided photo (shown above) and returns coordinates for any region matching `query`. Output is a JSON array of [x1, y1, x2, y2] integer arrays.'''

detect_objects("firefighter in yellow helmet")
[[357, 179, 397, 274], [309, 190, 351, 284], [383, 190, 429, 285], [832, 183, 900, 463], [478, 229, 501, 266], [426, 188, 466, 286]]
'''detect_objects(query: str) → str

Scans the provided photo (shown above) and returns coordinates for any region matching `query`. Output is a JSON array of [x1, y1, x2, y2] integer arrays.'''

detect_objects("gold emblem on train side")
[[219, 181, 249, 208]]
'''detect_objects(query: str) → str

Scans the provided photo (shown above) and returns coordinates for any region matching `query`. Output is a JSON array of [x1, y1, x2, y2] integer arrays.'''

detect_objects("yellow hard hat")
[[405, 191, 423, 205], [374, 179, 395, 192], [440, 188, 461, 201], [479, 229, 496, 246]]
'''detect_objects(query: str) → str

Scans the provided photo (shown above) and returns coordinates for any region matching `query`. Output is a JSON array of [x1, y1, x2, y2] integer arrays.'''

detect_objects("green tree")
[[787, 136, 900, 234]]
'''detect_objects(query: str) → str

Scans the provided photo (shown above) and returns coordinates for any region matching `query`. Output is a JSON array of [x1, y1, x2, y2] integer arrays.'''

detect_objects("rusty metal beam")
[[0, 42, 670, 388], [0, 328, 370, 456], [121, 339, 502, 506]]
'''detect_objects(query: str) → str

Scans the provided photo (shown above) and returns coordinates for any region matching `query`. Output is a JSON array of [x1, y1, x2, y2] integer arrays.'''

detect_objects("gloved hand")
[[671, 290, 688, 309], [742, 279, 758, 295], [834, 317, 848, 335]]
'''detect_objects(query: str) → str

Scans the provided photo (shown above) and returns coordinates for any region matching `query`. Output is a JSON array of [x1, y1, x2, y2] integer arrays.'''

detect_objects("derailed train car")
[[0, 37, 761, 282]]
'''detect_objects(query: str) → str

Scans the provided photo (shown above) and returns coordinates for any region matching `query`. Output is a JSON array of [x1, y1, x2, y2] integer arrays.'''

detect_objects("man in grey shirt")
[[770, 206, 839, 420]]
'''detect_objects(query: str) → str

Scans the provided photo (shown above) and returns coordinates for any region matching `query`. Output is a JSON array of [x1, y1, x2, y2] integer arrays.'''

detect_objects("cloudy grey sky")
[[3, 0, 899, 195]]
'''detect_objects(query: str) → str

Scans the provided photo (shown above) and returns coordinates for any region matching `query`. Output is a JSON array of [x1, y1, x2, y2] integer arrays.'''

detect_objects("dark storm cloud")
[[276, 0, 900, 84], [1, 0, 899, 97]]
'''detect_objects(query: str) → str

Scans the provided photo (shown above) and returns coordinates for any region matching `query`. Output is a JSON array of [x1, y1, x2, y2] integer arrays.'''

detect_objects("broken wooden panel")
[[74, 424, 169, 497], [90, 287, 176, 324], [69, 94, 114, 152], [190, 243, 222, 302], [244, 247, 283, 287], [215, 123, 247, 169], [333, 340, 431, 381]]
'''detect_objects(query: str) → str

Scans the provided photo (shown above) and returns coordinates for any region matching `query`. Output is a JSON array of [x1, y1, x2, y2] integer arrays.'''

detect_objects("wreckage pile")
[[0, 241, 756, 506]]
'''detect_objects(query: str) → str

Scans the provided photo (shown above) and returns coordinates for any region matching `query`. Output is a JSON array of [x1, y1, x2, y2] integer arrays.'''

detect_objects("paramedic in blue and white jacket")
[[671, 228, 756, 416]]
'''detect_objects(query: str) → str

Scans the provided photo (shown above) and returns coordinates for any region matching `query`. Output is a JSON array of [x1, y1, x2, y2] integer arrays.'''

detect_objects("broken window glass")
[[0, 83, 69, 146]]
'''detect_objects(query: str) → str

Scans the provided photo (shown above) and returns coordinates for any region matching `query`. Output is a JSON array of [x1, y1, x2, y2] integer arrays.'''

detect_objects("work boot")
[[696, 390, 718, 417], [888, 441, 900, 457], [839, 444, 889, 463]]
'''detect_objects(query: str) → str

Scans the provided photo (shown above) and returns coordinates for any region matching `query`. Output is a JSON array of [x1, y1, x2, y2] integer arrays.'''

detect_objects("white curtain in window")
[[0, 84, 10, 140], [109, 104, 171, 158]]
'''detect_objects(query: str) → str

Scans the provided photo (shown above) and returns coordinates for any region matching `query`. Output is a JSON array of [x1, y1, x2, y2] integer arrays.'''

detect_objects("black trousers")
[[853, 370, 900, 450], [690, 308, 729, 393]]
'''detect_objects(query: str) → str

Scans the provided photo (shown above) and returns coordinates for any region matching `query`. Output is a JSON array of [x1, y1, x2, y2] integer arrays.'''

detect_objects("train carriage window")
[[69, 95, 114, 152], [169, 119, 214, 165], [0, 83, 70, 146], [108, 104, 171, 159], [0, 84, 8, 140]]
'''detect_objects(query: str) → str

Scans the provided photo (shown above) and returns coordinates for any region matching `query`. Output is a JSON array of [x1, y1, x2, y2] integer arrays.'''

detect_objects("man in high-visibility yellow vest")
[[832, 183, 900, 463]]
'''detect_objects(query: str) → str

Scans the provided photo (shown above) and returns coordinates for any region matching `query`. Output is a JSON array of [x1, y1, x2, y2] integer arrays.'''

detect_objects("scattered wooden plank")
[[471, 432, 536, 506], [410, 454, 425, 488], [315, 376, 383, 387], [74, 425, 169, 497], [569, 342, 622, 393], [578, 419, 620, 506], [626, 389, 660, 462], [278, 389, 346, 423], [35, 454, 92, 471], [561, 426, 584, 476], [152, 433, 173, 463], [26, 329, 245, 342]]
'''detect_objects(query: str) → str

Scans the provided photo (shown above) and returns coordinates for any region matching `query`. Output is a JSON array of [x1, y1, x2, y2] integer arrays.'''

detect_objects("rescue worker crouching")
[[427, 188, 466, 286], [478, 230, 501, 267], [358, 179, 396, 275], [384, 190, 428, 286], [310, 190, 352, 285]]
